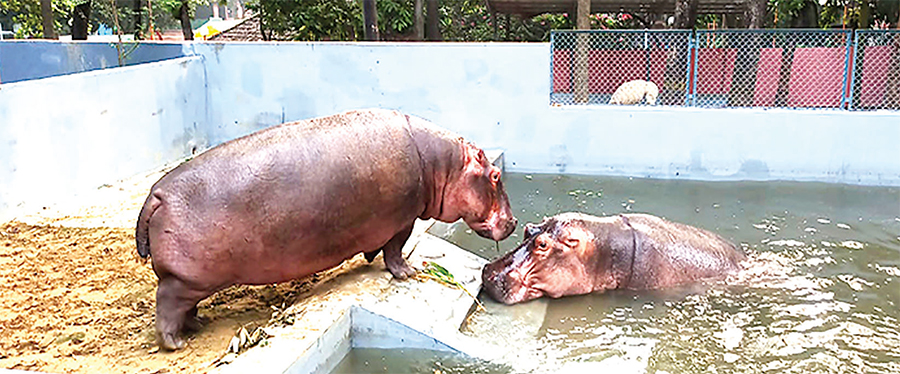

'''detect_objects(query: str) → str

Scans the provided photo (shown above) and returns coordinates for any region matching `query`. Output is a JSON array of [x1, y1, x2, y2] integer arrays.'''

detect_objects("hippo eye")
[[489, 169, 501, 184]]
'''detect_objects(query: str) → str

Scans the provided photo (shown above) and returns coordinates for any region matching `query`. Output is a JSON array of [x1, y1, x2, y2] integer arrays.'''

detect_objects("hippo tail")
[[136, 191, 162, 258]]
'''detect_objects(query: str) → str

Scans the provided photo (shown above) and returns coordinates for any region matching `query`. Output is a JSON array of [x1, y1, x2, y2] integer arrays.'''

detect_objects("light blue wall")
[[0, 55, 208, 218], [1, 41, 899, 221], [0, 40, 187, 83]]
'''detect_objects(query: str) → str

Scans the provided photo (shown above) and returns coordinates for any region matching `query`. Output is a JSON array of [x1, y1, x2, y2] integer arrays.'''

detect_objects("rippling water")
[[431, 173, 900, 373]]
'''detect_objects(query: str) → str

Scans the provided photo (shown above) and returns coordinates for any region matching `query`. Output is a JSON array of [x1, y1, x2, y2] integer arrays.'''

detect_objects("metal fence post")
[[841, 30, 855, 110], [550, 31, 556, 99], [687, 31, 698, 107]]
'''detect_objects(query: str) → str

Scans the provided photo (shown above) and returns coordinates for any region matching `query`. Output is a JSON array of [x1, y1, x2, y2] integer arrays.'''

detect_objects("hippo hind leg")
[[364, 249, 382, 263], [155, 277, 206, 350], [382, 223, 416, 279]]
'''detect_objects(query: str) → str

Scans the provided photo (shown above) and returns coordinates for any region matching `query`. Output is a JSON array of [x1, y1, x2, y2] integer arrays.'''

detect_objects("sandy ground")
[[0, 160, 343, 373]]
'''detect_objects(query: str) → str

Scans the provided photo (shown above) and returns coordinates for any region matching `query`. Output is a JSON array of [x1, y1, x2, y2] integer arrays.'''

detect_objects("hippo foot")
[[157, 332, 186, 351], [386, 260, 417, 280], [183, 315, 205, 332]]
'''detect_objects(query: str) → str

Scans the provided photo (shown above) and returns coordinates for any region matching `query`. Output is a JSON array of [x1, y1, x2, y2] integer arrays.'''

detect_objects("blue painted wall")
[[0, 40, 187, 83]]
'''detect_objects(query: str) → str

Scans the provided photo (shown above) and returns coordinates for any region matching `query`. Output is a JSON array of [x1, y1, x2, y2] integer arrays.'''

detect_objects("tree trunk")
[[132, 0, 143, 38], [363, 0, 379, 41], [40, 0, 57, 39], [425, 0, 440, 41], [673, 0, 698, 29], [179, 1, 193, 41], [72, 0, 91, 40], [859, 0, 871, 29], [728, 34, 765, 107], [745, 0, 766, 29], [573, 0, 590, 103], [414, 0, 424, 40]]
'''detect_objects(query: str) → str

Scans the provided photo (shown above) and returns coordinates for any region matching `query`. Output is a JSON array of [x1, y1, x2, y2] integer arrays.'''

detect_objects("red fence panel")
[[787, 47, 846, 108], [859, 45, 891, 108], [696, 48, 737, 95], [753, 48, 783, 107], [552, 49, 572, 93], [587, 50, 667, 94]]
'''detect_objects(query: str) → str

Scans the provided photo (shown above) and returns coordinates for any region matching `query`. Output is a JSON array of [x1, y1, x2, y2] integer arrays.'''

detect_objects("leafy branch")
[[416, 261, 485, 312]]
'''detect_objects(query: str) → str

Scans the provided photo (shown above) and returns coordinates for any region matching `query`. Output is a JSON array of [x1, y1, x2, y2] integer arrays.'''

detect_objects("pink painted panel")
[[787, 47, 846, 108], [587, 50, 667, 94], [753, 48, 783, 107], [696, 48, 737, 95], [552, 50, 572, 93], [859, 45, 891, 107]]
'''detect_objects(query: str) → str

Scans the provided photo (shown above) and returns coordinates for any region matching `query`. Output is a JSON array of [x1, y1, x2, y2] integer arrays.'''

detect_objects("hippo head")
[[439, 143, 516, 242], [482, 214, 600, 304]]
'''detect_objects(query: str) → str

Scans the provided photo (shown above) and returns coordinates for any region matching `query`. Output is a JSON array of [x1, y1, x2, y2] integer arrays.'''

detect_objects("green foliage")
[[377, 0, 413, 39], [156, 0, 207, 20], [0, 0, 185, 38], [0, 0, 69, 38], [246, 0, 362, 41], [815, 0, 897, 29]]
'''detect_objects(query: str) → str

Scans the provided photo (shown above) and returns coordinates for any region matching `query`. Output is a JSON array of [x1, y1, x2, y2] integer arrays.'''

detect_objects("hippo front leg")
[[382, 223, 416, 279]]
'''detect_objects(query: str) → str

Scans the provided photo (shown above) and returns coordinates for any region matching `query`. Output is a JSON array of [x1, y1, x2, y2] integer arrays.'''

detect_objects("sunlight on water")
[[430, 173, 900, 373]]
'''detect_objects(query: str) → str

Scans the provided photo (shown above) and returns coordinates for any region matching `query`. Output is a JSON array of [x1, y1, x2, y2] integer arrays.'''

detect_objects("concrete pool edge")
[[213, 224, 495, 374], [213, 150, 508, 374]]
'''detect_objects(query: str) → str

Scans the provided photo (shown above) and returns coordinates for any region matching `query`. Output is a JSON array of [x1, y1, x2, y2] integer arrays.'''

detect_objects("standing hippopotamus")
[[136, 109, 517, 350], [482, 213, 743, 305]]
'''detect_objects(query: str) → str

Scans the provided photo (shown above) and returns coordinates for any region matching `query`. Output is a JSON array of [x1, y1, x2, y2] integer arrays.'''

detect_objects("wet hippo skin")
[[482, 212, 744, 305]]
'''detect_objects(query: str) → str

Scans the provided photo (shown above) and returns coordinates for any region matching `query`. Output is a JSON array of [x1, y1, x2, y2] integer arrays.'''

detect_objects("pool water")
[[330, 348, 511, 374], [429, 173, 900, 373]]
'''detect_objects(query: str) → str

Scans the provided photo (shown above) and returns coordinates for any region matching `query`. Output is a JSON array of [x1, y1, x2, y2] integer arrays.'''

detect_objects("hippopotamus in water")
[[482, 213, 743, 305], [136, 109, 517, 350]]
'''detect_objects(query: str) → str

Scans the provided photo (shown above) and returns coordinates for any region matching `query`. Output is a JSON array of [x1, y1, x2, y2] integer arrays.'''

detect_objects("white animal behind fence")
[[608, 79, 659, 105]]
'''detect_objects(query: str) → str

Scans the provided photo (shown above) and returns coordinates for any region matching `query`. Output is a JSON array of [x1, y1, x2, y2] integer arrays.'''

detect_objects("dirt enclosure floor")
[[0, 162, 343, 373]]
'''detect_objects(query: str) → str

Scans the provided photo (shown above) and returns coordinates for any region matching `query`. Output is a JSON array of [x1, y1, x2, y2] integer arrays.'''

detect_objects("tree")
[[39, 0, 55, 38], [362, 0, 378, 40], [72, 0, 91, 40], [246, 0, 362, 41], [673, 0, 699, 29], [425, 0, 438, 40]]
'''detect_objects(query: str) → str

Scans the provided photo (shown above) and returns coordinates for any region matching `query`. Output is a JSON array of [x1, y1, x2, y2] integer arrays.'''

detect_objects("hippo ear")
[[560, 226, 594, 256]]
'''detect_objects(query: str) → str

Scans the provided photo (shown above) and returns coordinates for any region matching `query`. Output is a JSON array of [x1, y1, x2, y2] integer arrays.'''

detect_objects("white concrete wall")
[[0, 56, 208, 220], [191, 42, 900, 186]]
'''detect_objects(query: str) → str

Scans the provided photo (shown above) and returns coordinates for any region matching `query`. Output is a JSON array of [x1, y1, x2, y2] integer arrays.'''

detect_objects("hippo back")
[[624, 213, 744, 290]]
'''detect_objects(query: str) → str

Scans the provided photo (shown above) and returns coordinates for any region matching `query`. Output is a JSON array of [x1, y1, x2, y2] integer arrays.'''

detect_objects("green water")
[[429, 173, 900, 373], [330, 348, 511, 374]]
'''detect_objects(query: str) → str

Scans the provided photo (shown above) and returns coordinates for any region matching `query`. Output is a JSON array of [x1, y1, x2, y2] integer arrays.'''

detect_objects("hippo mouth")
[[481, 273, 544, 305], [481, 246, 543, 304], [469, 216, 517, 242]]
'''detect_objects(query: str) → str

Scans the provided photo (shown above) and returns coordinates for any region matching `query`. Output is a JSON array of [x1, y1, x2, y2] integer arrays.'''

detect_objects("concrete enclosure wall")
[[191, 42, 900, 184], [0, 40, 187, 84], [1, 41, 899, 220], [0, 55, 208, 218]]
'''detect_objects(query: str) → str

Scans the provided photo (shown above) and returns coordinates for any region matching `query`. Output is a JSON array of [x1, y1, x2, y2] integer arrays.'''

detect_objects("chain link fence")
[[551, 29, 900, 111], [852, 30, 900, 110], [694, 29, 851, 109], [550, 30, 692, 106]]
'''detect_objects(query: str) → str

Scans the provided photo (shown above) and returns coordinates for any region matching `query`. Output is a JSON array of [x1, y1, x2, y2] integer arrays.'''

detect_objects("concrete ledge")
[[215, 219, 492, 374]]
